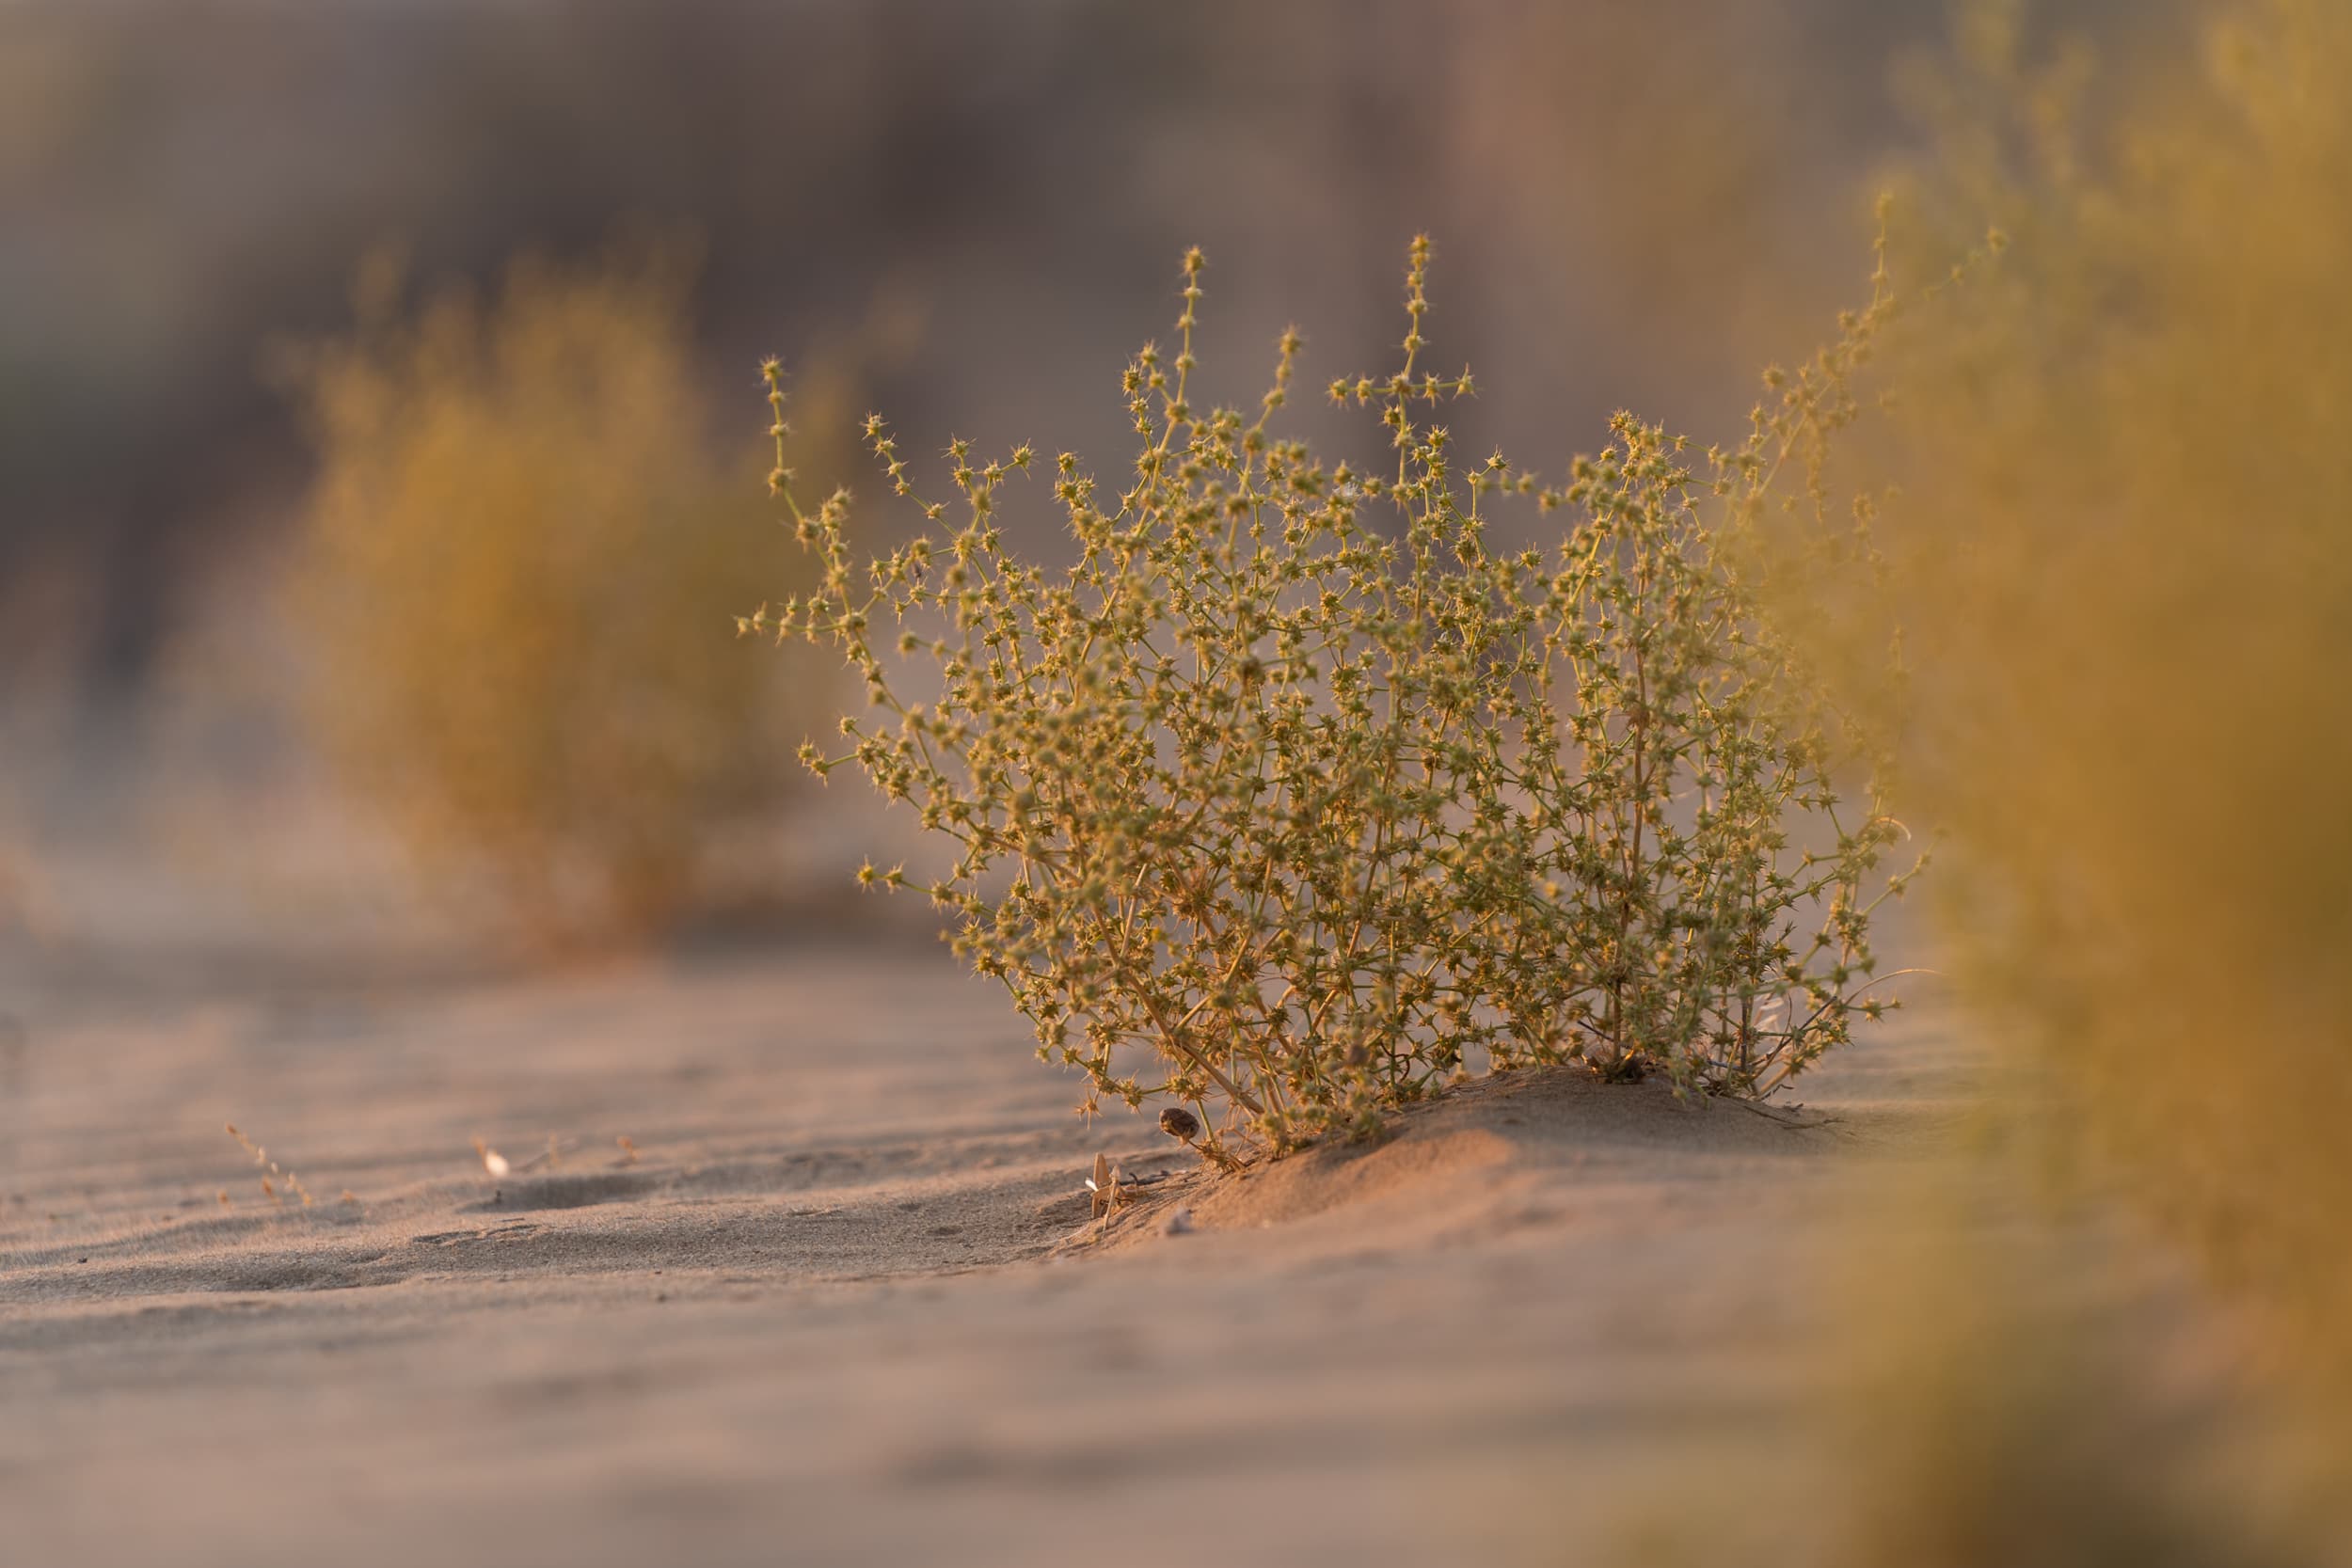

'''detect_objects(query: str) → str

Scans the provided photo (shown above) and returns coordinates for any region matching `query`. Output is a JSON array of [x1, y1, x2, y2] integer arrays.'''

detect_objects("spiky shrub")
[[292, 250, 808, 942], [758, 243, 1916, 1158]]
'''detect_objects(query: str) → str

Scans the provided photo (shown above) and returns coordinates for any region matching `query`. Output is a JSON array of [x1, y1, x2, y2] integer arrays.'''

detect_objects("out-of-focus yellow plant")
[[1603, 1175, 2323, 1568], [289, 250, 808, 943], [1788, 0, 2352, 1428], [1810, 1175, 2321, 1568]]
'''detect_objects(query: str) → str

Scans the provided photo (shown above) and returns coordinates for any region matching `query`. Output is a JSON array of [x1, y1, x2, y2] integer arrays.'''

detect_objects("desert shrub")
[[291, 249, 809, 942], [757, 243, 1919, 1158], [1767, 0, 2352, 1437]]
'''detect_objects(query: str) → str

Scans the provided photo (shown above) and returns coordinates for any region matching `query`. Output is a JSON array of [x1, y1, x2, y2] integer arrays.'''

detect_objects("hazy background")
[[0, 0, 2160, 982]]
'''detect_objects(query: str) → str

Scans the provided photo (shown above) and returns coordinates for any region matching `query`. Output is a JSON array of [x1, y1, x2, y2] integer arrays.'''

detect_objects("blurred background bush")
[[286, 247, 810, 944]]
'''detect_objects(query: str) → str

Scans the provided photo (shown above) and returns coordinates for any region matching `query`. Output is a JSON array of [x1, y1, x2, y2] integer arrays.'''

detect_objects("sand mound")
[[1082, 1063, 1859, 1254]]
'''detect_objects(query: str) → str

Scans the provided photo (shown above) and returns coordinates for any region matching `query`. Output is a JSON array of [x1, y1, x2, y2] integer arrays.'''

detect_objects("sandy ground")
[[0, 921, 2028, 1568]]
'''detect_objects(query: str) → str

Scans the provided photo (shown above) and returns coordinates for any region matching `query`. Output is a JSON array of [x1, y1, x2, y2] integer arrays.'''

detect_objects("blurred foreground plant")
[[758, 243, 1919, 1159], [291, 249, 804, 943], [1599, 1161, 2326, 1568], [1773, 0, 2352, 1431]]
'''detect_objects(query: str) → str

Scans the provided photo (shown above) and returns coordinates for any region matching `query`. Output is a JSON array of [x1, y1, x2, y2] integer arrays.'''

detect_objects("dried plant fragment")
[[226, 1123, 315, 1208]]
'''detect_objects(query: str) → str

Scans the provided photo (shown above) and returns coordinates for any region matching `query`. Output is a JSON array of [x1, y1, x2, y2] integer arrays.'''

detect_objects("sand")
[[2, 927, 1994, 1567]]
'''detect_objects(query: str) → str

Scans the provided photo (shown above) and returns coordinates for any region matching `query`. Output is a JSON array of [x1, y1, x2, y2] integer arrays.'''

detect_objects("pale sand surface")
[[3, 937, 1999, 1565]]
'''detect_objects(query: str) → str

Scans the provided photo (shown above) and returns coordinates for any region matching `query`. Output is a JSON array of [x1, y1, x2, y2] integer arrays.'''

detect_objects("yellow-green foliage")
[[1782, 0, 2352, 1421], [293, 250, 793, 942], [760, 244, 1918, 1159]]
